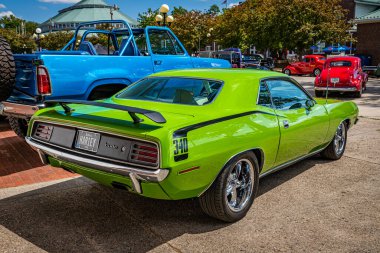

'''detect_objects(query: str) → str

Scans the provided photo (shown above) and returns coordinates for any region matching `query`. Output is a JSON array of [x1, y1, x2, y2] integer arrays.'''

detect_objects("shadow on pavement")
[[0, 156, 331, 253]]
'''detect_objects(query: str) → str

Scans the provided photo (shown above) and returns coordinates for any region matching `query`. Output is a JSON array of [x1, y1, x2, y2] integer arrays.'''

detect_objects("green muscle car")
[[26, 69, 358, 222]]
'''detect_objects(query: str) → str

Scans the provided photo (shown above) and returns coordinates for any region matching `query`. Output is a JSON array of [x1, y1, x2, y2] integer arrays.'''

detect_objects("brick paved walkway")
[[0, 119, 77, 188]]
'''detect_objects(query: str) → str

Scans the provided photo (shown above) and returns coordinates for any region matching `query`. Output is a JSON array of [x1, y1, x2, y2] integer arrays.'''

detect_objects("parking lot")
[[0, 76, 379, 253]]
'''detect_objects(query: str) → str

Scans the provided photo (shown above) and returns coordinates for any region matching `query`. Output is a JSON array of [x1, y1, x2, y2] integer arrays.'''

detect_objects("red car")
[[314, 56, 368, 98], [283, 55, 326, 76]]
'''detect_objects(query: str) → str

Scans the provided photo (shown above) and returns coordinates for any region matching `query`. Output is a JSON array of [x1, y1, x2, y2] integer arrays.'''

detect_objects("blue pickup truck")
[[0, 20, 230, 137]]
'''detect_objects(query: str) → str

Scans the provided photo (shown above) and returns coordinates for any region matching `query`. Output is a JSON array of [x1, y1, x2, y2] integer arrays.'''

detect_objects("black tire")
[[313, 68, 321, 77], [199, 152, 259, 222], [8, 117, 28, 138], [354, 85, 362, 98], [321, 121, 347, 160], [315, 90, 324, 97], [283, 69, 291, 75], [0, 36, 15, 101]]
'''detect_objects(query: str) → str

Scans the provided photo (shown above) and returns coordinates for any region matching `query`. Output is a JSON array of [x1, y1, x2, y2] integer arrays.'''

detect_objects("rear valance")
[[44, 100, 166, 124]]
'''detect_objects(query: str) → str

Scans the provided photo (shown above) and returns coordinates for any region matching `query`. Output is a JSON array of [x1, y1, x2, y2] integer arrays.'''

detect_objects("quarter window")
[[265, 79, 310, 110], [148, 29, 185, 55], [257, 82, 272, 107]]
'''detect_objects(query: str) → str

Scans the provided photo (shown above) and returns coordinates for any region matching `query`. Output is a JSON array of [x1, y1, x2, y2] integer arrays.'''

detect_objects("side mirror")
[[305, 100, 315, 110]]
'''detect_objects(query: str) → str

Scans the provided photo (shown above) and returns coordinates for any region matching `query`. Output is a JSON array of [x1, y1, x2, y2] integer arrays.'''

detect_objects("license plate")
[[75, 130, 100, 152], [331, 78, 339, 83]]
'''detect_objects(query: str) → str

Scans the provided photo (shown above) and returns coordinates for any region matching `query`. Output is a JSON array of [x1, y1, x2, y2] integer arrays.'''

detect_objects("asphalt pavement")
[[0, 76, 379, 253]]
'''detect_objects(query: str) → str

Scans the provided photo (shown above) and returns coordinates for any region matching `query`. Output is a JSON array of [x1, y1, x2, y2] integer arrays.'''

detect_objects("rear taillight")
[[37, 66, 52, 95], [129, 142, 159, 167], [34, 123, 53, 141]]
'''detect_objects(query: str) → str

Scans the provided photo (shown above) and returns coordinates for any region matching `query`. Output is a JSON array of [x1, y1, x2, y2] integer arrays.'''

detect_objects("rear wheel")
[[199, 152, 259, 222], [283, 69, 291, 75], [354, 85, 362, 98], [315, 90, 324, 97], [313, 68, 321, 77], [321, 121, 347, 160], [8, 117, 28, 138], [0, 36, 15, 101]]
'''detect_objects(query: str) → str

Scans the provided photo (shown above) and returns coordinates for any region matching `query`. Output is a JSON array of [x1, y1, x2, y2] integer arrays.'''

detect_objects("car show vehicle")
[[314, 56, 368, 98], [25, 69, 358, 222], [283, 54, 326, 76], [0, 20, 230, 138]]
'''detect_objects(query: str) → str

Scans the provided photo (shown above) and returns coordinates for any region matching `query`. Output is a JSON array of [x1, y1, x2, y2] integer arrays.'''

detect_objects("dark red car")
[[314, 56, 368, 98], [283, 55, 326, 76]]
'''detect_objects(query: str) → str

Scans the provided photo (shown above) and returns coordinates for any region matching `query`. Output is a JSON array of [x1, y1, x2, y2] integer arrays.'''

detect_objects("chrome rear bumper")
[[0, 101, 44, 118], [314, 87, 357, 92], [25, 137, 169, 194]]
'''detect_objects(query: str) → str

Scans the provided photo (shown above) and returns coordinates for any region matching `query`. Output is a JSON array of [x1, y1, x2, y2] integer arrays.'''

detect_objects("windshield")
[[329, 61, 352, 67], [117, 77, 223, 106]]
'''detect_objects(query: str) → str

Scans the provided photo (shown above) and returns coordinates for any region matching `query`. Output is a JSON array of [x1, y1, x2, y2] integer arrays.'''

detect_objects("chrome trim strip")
[[31, 119, 161, 169], [26, 137, 169, 194], [314, 87, 357, 91], [1, 101, 44, 118], [259, 147, 325, 178]]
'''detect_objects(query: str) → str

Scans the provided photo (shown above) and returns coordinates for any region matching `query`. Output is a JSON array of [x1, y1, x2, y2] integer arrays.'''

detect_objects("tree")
[[137, 8, 158, 28], [207, 4, 220, 15], [0, 28, 36, 53], [40, 31, 75, 51], [172, 6, 188, 16], [171, 10, 216, 53]]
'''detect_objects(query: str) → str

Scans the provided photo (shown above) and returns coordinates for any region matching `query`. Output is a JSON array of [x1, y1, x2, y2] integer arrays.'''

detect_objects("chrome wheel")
[[284, 69, 290, 75], [313, 68, 321, 76], [334, 122, 346, 156], [225, 159, 254, 212]]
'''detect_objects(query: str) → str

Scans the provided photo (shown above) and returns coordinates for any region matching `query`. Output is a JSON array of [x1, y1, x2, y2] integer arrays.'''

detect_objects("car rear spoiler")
[[44, 100, 166, 124]]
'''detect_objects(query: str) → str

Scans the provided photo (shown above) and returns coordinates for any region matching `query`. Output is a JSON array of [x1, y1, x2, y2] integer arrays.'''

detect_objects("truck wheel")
[[0, 36, 15, 101], [199, 152, 259, 222], [8, 117, 28, 138]]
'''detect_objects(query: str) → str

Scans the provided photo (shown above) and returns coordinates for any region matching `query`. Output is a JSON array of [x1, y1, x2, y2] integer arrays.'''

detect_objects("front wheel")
[[321, 121, 347, 160], [199, 152, 259, 222], [283, 69, 291, 75]]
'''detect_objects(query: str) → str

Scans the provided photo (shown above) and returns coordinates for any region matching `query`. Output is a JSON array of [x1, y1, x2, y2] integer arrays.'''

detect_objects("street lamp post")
[[110, 4, 120, 20], [34, 28, 42, 51], [155, 4, 174, 27]]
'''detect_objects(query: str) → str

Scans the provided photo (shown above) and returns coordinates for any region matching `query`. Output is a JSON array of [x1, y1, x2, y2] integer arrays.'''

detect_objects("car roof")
[[151, 68, 285, 83]]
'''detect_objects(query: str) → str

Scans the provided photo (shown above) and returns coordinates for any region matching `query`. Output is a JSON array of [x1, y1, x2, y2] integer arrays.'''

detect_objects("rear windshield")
[[329, 61, 352, 67], [117, 77, 222, 106]]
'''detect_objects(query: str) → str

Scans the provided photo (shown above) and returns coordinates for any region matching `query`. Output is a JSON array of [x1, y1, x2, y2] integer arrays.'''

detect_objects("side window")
[[303, 57, 310, 63], [310, 58, 315, 63], [266, 79, 310, 110], [148, 29, 184, 55], [257, 82, 272, 107]]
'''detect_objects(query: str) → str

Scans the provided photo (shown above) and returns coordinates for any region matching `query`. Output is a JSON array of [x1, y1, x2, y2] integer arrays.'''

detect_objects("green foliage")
[[207, 4, 220, 15], [172, 6, 188, 16], [215, 0, 351, 54], [137, 8, 158, 28], [40, 31, 75, 51], [0, 28, 36, 53]]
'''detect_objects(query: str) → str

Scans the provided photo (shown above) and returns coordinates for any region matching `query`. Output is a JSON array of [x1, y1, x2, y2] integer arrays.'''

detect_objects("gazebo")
[[40, 0, 138, 33]]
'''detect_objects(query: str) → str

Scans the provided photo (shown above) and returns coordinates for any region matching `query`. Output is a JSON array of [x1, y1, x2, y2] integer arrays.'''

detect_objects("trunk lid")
[[319, 67, 353, 87]]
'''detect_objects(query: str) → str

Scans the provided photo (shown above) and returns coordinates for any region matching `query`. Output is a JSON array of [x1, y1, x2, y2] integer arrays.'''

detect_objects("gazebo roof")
[[41, 0, 138, 26]]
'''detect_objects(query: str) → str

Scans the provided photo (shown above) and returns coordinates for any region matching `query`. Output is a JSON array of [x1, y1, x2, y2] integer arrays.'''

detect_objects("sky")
[[0, 0, 238, 23]]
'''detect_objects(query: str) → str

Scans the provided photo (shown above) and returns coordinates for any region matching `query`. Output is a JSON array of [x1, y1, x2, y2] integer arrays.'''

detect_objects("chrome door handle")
[[283, 120, 289, 129], [154, 60, 162, 65]]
